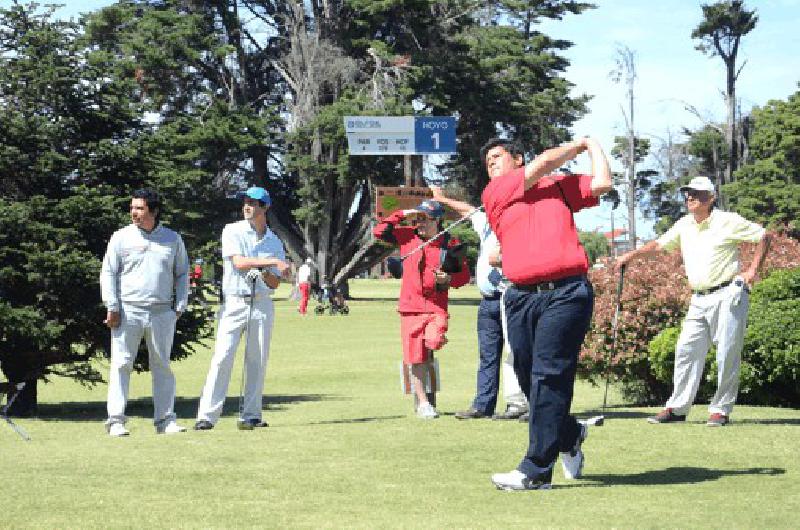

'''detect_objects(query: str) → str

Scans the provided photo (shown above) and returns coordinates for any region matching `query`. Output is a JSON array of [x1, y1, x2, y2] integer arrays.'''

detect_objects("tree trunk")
[[725, 57, 737, 188]]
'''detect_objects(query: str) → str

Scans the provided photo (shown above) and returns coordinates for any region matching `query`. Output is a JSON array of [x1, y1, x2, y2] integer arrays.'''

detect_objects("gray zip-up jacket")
[[100, 224, 189, 313]]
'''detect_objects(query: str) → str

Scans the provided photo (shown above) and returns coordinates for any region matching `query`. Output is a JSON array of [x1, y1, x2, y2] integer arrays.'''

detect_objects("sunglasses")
[[683, 190, 711, 201]]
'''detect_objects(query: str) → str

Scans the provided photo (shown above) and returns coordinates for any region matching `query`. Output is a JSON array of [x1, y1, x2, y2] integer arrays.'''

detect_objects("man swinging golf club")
[[373, 199, 470, 419], [481, 137, 612, 491], [429, 186, 528, 421], [195, 187, 290, 431]]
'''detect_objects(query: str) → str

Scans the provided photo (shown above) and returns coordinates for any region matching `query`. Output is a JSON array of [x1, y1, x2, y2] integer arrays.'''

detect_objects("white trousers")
[[502, 347, 527, 409], [107, 304, 178, 426], [196, 296, 274, 423], [666, 281, 750, 416]]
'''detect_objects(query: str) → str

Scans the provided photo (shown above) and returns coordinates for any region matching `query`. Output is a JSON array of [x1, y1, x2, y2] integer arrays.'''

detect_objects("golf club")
[[1, 382, 31, 441], [237, 276, 257, 431], [586, 263, 626, 427], [386, 206, 483, 279], [399, 206, 484, 261]]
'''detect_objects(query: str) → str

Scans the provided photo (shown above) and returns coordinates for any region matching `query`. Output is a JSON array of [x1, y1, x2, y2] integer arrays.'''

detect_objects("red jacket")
[[373, 210, 470, 315]]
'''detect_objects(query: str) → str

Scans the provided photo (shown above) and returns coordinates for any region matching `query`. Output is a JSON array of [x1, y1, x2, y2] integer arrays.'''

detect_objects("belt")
[[511, 275, 586, 294], [482, 292, 502, 301], [692, 279, 733, 296]]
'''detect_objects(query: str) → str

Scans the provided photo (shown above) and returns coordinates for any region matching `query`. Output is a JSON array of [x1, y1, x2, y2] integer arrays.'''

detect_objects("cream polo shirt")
[[656, 210, 765, 290]]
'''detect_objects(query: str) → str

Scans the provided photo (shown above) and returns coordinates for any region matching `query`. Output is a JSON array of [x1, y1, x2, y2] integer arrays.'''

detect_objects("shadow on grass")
[[306, 415, 406, 426], [571, 466, 785, 488], [578, 409, 652, 421], [34, 393, 337, 422], [733, 418, 800, 426]]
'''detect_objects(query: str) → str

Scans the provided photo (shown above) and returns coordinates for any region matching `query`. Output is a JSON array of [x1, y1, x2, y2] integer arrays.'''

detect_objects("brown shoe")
[[706, 413, 729, 426], [647, 408, 686, 424]]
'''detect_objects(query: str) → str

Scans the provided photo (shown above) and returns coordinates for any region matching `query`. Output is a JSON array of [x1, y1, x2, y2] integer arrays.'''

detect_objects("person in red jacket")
[[373, 199, 470, 419]]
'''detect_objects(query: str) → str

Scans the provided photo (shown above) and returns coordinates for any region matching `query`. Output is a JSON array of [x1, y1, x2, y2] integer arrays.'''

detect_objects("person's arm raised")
[[523, 138, 587, 191], [429, 186, 476, 217], [585, 137, 613, 197]]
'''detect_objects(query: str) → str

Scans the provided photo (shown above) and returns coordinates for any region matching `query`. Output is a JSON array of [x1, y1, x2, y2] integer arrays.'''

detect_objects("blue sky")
[[22, 1, 800, 236], [539, 0, 800, 235]]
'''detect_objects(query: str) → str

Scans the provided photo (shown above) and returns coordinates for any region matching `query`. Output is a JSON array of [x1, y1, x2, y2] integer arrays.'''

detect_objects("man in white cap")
[[100, 188, 189, 436], [615, 176, 771, 426], [195, 186, 290, 430]]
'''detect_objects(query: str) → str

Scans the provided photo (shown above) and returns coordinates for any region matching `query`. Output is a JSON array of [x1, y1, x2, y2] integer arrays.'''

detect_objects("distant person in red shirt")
[[373, 199, 470, 419], [296, 258, 313, 315], [481, 137, 612, 492]]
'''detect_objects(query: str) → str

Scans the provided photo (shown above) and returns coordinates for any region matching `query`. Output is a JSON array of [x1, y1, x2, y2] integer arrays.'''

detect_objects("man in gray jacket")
[[100, 189, 189, 437]]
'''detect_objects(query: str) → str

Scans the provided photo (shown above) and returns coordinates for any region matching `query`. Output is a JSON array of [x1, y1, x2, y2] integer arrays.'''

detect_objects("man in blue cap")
[[195, 186, 291, 430]]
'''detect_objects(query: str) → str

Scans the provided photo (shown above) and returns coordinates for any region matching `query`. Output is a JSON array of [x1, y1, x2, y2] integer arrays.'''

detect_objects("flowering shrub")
[[580, 232, 800, 405]]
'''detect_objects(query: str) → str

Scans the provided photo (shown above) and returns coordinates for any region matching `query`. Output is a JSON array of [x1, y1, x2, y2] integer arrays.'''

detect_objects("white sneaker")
[[107, 423, 130, 437], [416, 402, 439, 419], [156, 420, 187, 434], [491, 469, 552, 491], [560, 420, 588, 479]]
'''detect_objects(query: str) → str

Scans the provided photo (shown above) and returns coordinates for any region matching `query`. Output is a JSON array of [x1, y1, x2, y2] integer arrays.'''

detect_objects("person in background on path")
[[481, 136, 612, 491], [429, 186, 528, 421], [373, 200, 470, 419], [100, 188, 190, 437], [296, 258, 314, 315], [615, 175, 771, 427], [194, 186, 291, 431]]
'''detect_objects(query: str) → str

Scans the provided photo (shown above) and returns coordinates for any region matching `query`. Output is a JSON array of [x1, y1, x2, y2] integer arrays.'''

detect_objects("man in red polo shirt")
[[373, 200, 470, 419], [481, 137, 612, 491]]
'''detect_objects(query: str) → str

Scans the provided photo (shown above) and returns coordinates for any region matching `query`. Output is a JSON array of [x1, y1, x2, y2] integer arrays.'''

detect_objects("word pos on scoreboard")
[[344, 116, 456, 155]]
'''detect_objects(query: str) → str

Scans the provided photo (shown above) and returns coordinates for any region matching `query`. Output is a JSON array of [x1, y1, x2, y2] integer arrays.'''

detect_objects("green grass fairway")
[[2, 280, 798, 528]]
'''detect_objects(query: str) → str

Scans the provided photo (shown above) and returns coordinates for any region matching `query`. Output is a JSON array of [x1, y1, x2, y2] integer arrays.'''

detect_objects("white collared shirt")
[[657, 210, 765, 290], [471, 211, 505, 297], [221, 220, 286, 297]]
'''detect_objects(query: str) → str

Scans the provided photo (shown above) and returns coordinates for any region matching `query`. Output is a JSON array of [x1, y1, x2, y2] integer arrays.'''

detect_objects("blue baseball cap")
[[239, 186, 271, 206], [414, 199, 445, 219]]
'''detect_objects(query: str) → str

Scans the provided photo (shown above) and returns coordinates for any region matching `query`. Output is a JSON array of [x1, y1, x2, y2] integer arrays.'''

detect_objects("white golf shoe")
[[107, 423, 130, 437], [560, 420, 588, 479], [491, 469, 552, 491], [416, 402, 439, 419], [156, 420, 187, 434]]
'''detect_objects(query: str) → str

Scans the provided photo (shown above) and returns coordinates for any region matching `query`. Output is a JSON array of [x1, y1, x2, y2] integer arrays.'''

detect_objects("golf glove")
[[731, 276, 746, 306], [245, 268, 262, 284]]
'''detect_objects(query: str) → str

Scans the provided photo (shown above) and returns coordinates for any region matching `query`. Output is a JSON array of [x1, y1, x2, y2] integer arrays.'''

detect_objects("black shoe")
[[194, 420, 214, 431], [238, 418, 269, 430], [518, 412, 530, 422], [492, 405, 528, 420], [455, 408, 489, 420]]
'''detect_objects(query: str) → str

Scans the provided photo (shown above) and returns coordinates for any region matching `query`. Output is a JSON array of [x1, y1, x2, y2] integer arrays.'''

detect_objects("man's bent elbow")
[[591, 182, 613, 197]]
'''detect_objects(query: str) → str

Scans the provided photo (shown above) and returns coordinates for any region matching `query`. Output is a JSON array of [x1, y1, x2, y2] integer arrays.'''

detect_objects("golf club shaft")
[[238, 278, 257, 420], [399, 206, 484, 261]]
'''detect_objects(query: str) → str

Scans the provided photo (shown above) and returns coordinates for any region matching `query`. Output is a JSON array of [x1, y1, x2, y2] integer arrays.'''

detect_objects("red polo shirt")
[[481, 167, 598, 285]]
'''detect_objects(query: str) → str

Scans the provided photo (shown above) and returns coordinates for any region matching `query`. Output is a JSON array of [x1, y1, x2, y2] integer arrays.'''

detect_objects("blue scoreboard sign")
[[344, 116, 457, 155], [413, 116, 457, 154]]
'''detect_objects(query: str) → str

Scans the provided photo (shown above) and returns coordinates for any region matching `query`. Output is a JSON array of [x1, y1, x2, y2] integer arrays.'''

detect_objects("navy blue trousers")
[[502, 277, 594, 477], [472, 297, 504, 414]]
